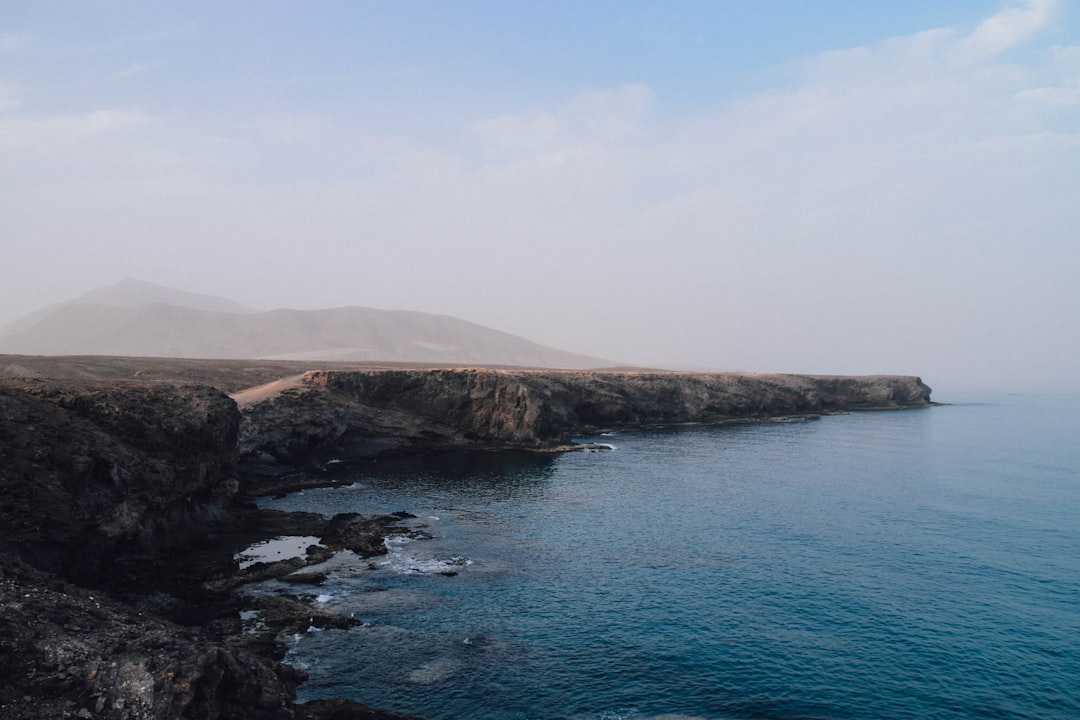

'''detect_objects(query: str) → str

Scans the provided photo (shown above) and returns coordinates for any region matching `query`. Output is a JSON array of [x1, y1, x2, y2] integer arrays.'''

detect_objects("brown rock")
[[236, 368, 933, 467]]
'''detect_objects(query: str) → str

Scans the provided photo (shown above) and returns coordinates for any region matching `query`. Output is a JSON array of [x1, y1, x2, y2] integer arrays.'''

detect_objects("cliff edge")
[[0, 376, 414, 720], [0, 380, 240, 581], [236, 369, 933, 468], [0, 360, 931, 719]]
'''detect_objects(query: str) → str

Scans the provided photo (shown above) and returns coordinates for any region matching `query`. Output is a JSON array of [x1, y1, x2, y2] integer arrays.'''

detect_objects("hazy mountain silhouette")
[[0, 279, 258, 337], [0, 280, 612, 367]]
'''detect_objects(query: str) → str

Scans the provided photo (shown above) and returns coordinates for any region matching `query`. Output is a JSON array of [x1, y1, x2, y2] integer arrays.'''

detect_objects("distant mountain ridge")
[[76, 278, 259, 314], [0, 280, 612, 368], [0, 279, 258, 338]]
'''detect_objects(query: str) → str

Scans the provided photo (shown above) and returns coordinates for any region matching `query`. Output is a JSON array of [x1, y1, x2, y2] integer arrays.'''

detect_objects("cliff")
[[0, 378, 295, 719], [0, 377, 413, 720], [0, 360, 932, 719], [236, 369, 933, 467], [0, 379, 241, 582]]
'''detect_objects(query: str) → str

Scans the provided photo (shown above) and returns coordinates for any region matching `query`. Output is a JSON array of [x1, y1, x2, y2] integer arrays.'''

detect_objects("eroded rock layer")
[[237, 369, 933, 467]]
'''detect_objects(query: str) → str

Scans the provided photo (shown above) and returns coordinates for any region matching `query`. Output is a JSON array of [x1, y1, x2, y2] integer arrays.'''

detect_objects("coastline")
[[0, 355, 933, 719]]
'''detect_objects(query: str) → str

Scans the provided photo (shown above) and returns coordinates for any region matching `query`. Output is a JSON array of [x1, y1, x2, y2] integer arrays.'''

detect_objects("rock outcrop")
[[0, 377, 413, 720], [0, 359, 932, 719], [0, 556, 305, 720], [0, 379, 240, 584], [236, 369, 933, 468]]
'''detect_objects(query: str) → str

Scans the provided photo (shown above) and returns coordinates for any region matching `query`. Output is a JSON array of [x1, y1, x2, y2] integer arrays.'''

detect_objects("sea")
[[254, 393, 1080, 720]]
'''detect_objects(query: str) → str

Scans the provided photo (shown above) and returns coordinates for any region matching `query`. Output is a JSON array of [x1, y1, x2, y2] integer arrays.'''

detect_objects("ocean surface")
[[257, 394, 1080, 720]]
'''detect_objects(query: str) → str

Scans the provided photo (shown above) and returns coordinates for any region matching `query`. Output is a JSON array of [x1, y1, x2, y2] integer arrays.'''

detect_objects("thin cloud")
[[468, 84, 653, 160], [426, 0, 1079, 380], [0, 109, 149, 149], [960, 0, 1058, 57]]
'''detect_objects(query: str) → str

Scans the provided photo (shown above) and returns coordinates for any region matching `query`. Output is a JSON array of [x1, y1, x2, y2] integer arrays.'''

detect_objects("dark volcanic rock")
[[0, 378, 240, 583], [322, 513, 404, 556], [0, 378, 416, 720], [0, 556, 303, 720], [280, 571, 328, 585], [237, 369, 933, 467], [0, 358, 934, 720]]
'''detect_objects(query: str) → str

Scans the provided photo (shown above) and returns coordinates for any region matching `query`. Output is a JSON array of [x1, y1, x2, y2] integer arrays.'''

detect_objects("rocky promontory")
[[0, 356, 932, 719], [0, 373, 418, 720], [235, 368, 933, 469]]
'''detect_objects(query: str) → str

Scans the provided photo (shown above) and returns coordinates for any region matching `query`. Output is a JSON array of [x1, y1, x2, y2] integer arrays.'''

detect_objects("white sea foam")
[[379, 552, 472, 576], [406, 657, 462, 684]]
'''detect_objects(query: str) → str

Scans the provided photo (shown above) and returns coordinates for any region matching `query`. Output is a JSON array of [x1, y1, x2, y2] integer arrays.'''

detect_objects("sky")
[[2, 1, 1078, 396]]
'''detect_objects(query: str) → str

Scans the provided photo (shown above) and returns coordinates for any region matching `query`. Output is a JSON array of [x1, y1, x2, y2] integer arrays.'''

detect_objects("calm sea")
[[259, 394, 1080, 720]]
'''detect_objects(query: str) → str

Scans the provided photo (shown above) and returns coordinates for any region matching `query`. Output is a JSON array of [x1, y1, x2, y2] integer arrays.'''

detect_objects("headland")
[[0, 355, 932, 719]]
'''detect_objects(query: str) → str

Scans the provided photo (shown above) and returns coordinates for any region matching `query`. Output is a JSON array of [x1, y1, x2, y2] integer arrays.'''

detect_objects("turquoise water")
[[263, 395, 1080, 720]]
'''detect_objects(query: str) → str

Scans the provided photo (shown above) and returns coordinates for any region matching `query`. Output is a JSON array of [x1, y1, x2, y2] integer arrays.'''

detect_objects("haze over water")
[[261, 395, 1080, 720]]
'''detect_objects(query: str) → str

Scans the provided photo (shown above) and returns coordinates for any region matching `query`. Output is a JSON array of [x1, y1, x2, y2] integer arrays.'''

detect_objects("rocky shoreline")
[[234, 368, 933, 474], [0, 355, 933, 719], [0, 371, 423, 720]]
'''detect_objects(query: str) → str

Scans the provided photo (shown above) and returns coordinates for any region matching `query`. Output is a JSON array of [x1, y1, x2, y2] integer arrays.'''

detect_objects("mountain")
[[73, 278, 259, 314], [0, 281, 612, 368], [0, 279, 258, 338]]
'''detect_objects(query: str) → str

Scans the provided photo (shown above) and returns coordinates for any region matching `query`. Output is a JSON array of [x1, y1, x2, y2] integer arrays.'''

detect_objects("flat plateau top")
[[0, 354, 709, 393]]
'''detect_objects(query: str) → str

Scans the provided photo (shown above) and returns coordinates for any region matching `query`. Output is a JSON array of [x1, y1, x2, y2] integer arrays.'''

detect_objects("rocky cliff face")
[[0, 376, 417, 720], [0, 362, 931, 720], [237, 369, 933, 467], [0, 379, 240, 582], [0, 379, 305, 719]]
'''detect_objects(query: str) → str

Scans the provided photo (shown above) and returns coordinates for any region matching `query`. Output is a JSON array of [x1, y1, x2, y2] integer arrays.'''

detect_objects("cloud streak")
[[962, 0, 1058, 56]]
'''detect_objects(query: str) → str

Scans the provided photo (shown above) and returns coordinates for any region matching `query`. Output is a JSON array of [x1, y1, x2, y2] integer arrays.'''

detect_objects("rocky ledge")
[[0, 359, 932, 719]]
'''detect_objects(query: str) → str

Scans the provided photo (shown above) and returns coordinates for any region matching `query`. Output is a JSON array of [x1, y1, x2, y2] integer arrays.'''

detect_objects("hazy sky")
[[2, 1, 1078, 395]]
